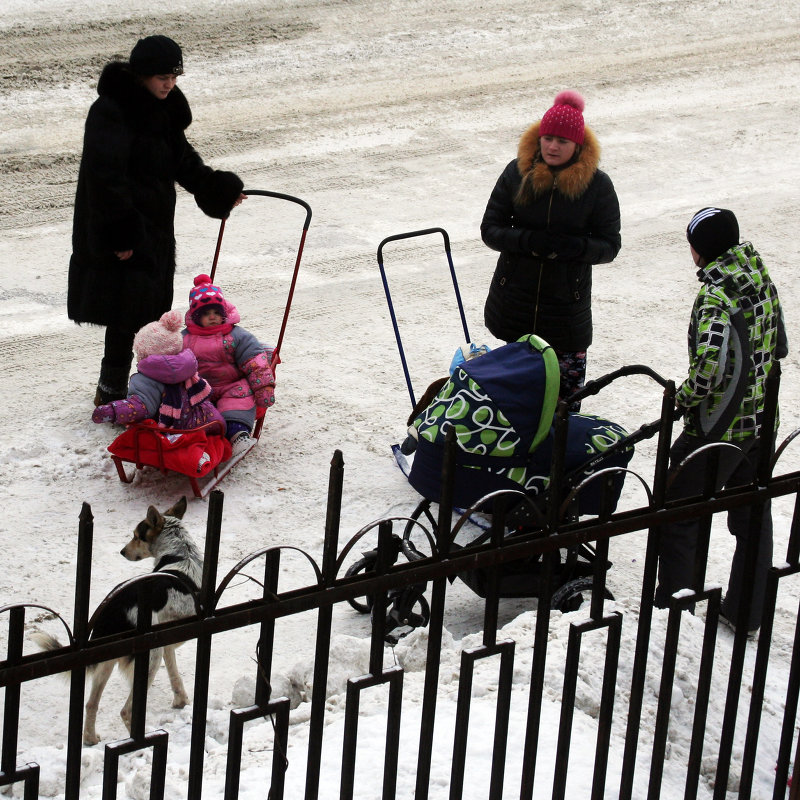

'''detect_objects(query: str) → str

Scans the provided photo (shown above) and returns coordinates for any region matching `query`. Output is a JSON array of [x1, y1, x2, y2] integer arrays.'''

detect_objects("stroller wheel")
[[381, 586, 431, 643], [344, 555, 377, 614], [344, 534, 408, 616], [551, 576, 614, 613]]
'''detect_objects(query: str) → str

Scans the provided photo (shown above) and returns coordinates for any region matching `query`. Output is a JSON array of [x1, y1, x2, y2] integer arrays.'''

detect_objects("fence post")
[[187, 489, 225, 800], [619, 380, 676, 800], [415, 428, 458, 799], [305, 450, 344, 800], [714, 361, 781, 799], [65, 502, 94, 800]]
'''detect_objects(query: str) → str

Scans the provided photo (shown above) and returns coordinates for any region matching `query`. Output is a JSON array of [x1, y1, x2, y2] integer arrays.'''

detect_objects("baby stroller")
[[344, 228, 667, 639]]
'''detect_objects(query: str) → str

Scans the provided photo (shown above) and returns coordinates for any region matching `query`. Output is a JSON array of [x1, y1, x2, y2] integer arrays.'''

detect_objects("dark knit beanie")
[[130, 35, 184, 76], [686, 207, 739, 263]]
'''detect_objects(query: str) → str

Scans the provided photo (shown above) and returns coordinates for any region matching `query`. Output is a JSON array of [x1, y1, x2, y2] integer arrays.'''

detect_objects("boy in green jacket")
[[654, 207, 788, 634]]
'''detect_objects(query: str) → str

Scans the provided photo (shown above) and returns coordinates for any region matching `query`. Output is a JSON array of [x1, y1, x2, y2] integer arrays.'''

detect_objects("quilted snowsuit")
[[182, 302, 275, 432]]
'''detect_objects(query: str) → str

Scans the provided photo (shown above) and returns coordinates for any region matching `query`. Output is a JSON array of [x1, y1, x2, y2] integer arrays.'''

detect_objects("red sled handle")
[[209, 189, 312, 369]]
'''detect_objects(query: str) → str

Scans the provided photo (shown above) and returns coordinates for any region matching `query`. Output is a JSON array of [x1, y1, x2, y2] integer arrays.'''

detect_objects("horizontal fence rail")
[[2, 368, 799, 799]]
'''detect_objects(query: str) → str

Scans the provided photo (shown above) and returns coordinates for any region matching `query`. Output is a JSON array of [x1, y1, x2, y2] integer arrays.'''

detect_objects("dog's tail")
[[30, 631, 97, 679], [30, 630, 65, 652]]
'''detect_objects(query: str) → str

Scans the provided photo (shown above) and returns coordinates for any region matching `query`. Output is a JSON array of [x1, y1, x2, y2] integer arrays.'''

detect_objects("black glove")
[[549, 234, 586, 260], [526, 230, 556, 258]]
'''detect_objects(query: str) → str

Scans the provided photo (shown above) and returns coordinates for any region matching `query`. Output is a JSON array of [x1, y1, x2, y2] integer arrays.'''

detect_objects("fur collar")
[[515, 121, 601, 203], [96, 61, 192, 131]]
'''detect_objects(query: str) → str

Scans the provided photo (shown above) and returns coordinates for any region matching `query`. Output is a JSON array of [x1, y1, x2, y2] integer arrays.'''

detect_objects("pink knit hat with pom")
[[133, 310, 184, 362], [188, 274, 227, 323], [539, 90, 586, 145]]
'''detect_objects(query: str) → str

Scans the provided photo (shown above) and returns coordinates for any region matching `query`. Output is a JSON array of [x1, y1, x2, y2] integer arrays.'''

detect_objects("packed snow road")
[[1, 0, 799, 770]]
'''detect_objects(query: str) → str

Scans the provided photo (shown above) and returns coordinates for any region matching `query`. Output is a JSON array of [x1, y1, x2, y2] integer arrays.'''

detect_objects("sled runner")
[[109, 189, 312, 498], [348, 228, 670, 639]]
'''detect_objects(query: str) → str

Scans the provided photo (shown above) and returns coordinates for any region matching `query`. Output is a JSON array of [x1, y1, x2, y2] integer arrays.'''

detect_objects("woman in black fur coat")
[[68, 35, 246, 405], [481, 90, 621, 409]]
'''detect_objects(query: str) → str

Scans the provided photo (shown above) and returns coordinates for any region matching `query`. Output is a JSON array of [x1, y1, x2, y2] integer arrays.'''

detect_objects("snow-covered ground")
[[1, 0, 800, 797]]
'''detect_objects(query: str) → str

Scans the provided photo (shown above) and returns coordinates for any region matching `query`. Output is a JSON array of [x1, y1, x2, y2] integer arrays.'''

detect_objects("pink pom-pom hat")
[[133, 309, 185, 362], [539, 90, 586, 145], [188, 274, 227, 323]]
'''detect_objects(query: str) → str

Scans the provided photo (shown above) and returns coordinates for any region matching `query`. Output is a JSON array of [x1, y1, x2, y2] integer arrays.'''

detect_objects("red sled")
[[108, 189, 311, 498]]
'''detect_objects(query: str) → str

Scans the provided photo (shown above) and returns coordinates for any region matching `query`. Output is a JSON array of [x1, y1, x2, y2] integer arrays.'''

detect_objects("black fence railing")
[[2, 366, 800, 799]]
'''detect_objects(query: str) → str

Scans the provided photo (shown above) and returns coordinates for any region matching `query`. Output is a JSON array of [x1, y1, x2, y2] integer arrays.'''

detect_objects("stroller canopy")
[[408, 334, 632, 512], [414, 334, 560, 461]]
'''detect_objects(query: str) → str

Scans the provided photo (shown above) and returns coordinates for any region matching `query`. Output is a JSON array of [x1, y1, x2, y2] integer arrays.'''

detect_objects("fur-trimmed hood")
[[97, 60, 192, 132], [515, 121, 601, 203]]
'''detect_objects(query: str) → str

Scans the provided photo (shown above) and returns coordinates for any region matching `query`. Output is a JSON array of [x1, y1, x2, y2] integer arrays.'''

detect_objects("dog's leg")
[[163, 645, 190, 708], [119, 648, 163, 734], [84, 661, 115, 745]]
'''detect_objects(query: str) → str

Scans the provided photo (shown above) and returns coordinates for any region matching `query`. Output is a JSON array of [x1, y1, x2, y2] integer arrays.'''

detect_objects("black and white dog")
[[33, 496, 203, 745]]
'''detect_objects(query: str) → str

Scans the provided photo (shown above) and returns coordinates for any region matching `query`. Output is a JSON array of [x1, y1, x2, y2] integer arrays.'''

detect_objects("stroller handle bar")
[[569, 364, 670, 404], [377, 227, 470, 408], [377, 227, 451, 259]]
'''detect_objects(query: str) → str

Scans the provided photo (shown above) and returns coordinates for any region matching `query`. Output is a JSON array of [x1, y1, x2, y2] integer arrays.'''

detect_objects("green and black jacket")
[[677, 242, 788, 441]]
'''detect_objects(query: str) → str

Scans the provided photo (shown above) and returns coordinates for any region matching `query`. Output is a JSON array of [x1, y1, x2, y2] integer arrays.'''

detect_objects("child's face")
[[199, 307, 224, 327]]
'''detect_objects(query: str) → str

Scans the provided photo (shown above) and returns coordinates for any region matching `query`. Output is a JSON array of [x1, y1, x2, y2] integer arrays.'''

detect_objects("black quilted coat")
[[481, 122, 621, 352], [68, 62, 244, 332]]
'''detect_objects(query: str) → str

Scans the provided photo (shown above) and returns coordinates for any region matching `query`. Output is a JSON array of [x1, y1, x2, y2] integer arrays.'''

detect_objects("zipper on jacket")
[[546, 178, 556, 228], [532, 178, 558, 331], [549, 174, 582, 301], [533, 268, 543, 332]]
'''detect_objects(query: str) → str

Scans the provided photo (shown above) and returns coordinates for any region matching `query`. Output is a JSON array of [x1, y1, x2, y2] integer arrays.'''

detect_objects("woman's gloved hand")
[[526, 230, 556, 258], [549, 234, 586, 259]]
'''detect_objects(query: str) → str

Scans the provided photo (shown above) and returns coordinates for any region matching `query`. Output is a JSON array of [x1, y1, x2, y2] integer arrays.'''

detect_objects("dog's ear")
[[146, 505, 164, 532], [165, 496, 188, 520]]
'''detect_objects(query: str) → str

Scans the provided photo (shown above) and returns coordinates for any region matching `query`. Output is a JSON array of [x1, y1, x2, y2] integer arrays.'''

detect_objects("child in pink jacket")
[[182, 274, 276, 455]]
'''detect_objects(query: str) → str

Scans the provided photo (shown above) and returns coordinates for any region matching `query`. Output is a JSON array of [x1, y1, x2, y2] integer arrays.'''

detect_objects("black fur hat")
[[130, 35, 184, 76]]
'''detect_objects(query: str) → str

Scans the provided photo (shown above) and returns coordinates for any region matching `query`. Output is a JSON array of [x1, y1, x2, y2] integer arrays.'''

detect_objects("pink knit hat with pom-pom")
[[188, 274, 227, 323], [133, 309, 184, 362], [539, 90, 586, 145]]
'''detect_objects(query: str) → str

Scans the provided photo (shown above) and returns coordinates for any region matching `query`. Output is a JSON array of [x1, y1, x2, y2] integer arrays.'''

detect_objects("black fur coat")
[[68, 62, 244, 331]]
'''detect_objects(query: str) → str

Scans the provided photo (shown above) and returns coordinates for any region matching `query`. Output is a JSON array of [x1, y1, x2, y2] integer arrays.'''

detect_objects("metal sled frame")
[[111, 189, 312, 498]]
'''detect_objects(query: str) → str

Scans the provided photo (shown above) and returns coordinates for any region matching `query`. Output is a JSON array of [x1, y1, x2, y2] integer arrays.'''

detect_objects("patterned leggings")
[[556, 349, 587, 411]]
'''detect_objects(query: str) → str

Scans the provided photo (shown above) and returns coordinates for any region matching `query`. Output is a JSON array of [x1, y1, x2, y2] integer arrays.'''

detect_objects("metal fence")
[[2, 366, 800, 799]]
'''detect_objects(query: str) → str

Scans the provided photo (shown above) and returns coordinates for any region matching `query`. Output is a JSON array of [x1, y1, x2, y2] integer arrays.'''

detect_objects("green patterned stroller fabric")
[[414, 334, 559, 456], [408, 334, 632, 509]]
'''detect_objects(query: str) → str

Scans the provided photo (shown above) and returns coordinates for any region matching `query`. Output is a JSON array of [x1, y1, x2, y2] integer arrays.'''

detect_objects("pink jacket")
[[182, 303, 275, 413]]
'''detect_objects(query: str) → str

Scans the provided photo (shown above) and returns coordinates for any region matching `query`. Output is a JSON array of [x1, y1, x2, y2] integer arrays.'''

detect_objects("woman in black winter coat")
[[68, 35, 246, 405], [481, 90, 621, 407]]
